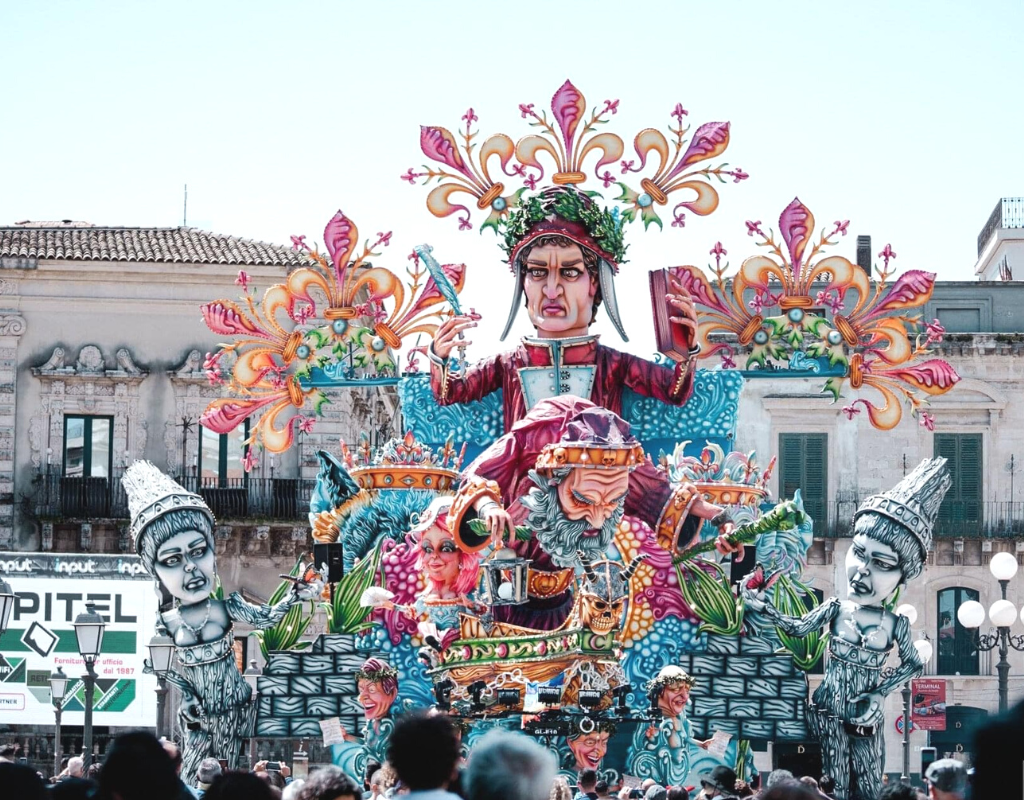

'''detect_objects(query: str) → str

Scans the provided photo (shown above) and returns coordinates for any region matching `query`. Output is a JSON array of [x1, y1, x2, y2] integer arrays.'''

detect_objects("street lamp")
[[49, 666, 69, 778], [243, 659, 262, 768], [73, 603, 106, 771], [894, 604, 930, 784], [956, 552, 1024, 713], [147, 634, 176, 739], [0, 576, 16, 635]]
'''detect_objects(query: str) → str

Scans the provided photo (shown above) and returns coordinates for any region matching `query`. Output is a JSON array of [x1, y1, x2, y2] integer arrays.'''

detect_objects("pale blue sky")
[[2, 1, 1022, 356]]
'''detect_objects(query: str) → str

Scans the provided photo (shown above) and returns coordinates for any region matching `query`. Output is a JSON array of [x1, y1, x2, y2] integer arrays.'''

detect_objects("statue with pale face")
[[744, 458, 950, 800]]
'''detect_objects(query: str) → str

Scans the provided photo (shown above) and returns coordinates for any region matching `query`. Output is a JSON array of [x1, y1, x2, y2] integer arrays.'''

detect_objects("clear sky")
[[3, 0, 1022, 357]]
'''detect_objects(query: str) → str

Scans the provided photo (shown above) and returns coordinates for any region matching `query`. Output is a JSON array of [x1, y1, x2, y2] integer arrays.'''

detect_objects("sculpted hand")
[[691, 496, 744, 558], [478, 501, 513, 548], [431, 314, 478, 360], [850, 691, 885, 727], [667, 276, 698, 342]]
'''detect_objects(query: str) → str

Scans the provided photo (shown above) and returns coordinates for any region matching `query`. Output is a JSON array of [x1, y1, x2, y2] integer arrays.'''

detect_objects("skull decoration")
[[576, 552, 647, 635]]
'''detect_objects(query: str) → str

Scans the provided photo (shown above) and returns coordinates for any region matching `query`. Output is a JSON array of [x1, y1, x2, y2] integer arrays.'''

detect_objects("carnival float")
[[124, 80, 961, 800]]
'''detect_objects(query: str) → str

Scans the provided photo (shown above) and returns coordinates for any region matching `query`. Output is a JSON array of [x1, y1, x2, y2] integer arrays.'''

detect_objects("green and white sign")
[[0, 554, 157, 726]]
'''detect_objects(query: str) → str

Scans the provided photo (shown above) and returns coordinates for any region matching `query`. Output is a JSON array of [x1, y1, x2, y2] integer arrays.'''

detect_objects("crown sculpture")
[[674, 198, 960, 429]]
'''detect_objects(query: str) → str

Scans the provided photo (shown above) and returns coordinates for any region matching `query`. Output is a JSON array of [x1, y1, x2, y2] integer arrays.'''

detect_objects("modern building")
[[974, 197, 1024, 282]]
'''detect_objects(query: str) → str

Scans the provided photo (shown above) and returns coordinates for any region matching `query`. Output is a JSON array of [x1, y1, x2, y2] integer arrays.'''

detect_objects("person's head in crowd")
[[765, 770, 793, 789], [701, 766, 738, 799], [818, 775, 835, 796], [579, 770, 598, 794], [98, 731, 179, 800], [551, 776, 572, 800], [388, 712, 462, 792], [197, 757, 222, 790], [924, 759, 967, 800], [0, 762, 47, 800], [733, 781, 753, 799], [595, 780, 609, 798], [760, 783, 819, 800], [640, 780, 656, 793], [68, 756, 86, 778], [800, 777, 819, 791], [260, 770, 288, 791], [282, 780, 306, 800], [160, 739, 183, 776], [88, 762, 102, 779], [643, 786, 666, 800], [667, 789, 689, 800], [293, 765, 360, 800], [204, 771, 277, 800], [464, 730, 557, 800], [364, 761, 383, 792], [879, 784, 918, 800]]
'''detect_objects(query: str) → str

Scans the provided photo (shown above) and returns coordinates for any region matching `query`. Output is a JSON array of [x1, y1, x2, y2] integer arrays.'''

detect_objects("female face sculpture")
[[357, 677, 398, 721], [568, 730, 610, 770], [845, 532, 903, 606], [419, 523, 461, 589], [153, 528, 217, 606]]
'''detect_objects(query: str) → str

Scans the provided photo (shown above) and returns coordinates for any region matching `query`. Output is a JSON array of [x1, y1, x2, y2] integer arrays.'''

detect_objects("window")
[[937, 586, 980, 675], [779, 433, 828, 527], [199, 422, 249, 487], [63, 416, 113, 478], [934, 434, 982, 535]]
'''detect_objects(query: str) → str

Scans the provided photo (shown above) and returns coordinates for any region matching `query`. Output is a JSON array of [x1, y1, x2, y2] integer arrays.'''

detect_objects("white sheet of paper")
[[706, 729, 732, 758], [621, 775, 641, 789], [319, 717, 346, 746]]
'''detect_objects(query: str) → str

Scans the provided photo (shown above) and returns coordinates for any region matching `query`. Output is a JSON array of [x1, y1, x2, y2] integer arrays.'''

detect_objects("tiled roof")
[[0, 225, 307, 267]]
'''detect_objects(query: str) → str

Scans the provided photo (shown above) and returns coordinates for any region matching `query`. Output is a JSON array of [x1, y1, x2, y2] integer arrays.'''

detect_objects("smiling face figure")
[[659, 682, 691, 718], [846, 532, 903, 606], [153, 530, 216, 606], [568, 730, 610, 770], [357, 678, 397, 721], [556, 468, 630, 530], [419, 523, 461, 589], [523, 242, 598, 338]]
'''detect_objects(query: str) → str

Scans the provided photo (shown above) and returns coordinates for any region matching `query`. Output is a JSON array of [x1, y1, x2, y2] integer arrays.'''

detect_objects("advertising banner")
[[911, 678, 947, 731], [0, 553, 157, 727]]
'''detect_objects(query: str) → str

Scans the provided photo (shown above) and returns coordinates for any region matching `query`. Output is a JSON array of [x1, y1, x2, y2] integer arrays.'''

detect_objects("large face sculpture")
[[658, 682, 691, 718], [568, 730, 610, 770], [419, 523, 461, 589], [556, 469, 630, 530], [523, 242, 597, 337], [357, 678, 397, 721], [153, 529, 217, 606], [846, 532, 903, 606]]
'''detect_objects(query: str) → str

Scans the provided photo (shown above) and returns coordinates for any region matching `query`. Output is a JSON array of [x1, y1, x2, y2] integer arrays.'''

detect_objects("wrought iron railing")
[[978, 197, 1024, 256], [34, 472, 315, 522], [815, 499, 1024, 539]]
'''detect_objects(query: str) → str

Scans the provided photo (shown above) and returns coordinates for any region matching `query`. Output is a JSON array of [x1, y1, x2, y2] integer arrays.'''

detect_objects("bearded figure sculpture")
[[443, 396, 738, 630]]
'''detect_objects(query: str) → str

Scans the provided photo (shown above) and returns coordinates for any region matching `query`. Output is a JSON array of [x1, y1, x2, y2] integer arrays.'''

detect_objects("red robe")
[[430, 335, 694, 434], [448, 396, 701, 630]]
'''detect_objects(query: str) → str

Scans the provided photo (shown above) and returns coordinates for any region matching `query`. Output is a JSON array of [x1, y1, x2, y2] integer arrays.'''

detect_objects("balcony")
[[34, 472, 315, 522], [818, 499, 1024, 539], [978, 197, 1024, 256]]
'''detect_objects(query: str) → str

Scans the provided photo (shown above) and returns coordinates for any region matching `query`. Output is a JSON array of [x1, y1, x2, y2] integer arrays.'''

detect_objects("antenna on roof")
[[183, 184, 188, 227]]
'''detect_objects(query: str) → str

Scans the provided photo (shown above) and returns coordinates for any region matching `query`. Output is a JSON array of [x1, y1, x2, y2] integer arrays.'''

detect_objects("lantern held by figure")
[[479, 549, 531, 606]]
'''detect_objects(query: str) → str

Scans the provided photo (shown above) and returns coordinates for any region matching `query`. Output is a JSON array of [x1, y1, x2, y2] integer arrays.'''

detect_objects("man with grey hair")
[[193, 757, 222, 798], [464, 730, 557, 800]]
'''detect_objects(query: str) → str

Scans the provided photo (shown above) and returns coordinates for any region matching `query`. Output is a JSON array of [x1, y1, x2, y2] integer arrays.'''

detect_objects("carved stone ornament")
[[0, 315, 26, 337], [76, 345, 104, 373]]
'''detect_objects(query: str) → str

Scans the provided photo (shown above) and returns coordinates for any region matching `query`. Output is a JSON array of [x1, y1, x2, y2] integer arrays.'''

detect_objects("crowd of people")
[[0, 713, 975, 800]]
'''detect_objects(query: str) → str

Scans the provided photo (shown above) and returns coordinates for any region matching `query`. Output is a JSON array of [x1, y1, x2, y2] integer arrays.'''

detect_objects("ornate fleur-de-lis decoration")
[[201, 211, 465, 456], [674, 198, 959, 430], [616, 102, 747, 230], [403, 107, 526, 233]]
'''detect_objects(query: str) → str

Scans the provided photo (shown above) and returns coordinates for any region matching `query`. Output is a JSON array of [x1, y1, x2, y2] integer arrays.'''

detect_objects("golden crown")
[[534, 442, 646, 473], [341, 430, 465, 492]]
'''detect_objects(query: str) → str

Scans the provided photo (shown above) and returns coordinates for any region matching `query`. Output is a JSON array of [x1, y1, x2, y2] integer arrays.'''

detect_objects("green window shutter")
[[779, 433, 828, 525], [934, 434, 983, 528]]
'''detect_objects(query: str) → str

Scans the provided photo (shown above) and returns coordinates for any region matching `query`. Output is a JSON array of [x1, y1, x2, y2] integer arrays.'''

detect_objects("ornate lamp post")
[[49, 666, 69, 777], [895, 605, 934, 784], [147, 634, 176, 739], [73, 603, 106, 771], [957, 552, 1024, 713], [243, 659, 262, 768], [0, 576, 16, 635]]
